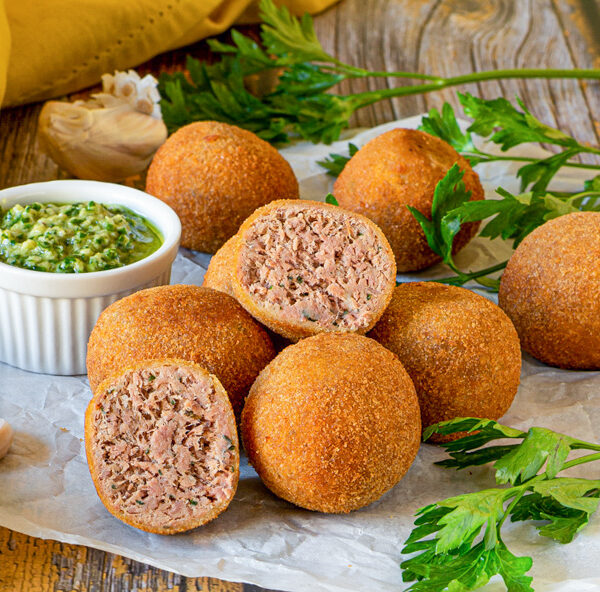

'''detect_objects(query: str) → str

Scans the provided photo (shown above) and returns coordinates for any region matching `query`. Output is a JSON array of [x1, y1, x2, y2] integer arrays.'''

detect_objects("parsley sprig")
[[420, 93, 600, 190], [402, 418, 600, 592], [158, 0, 600, 144], [415, 95, 600, 288], [319, 94, 600, 289]]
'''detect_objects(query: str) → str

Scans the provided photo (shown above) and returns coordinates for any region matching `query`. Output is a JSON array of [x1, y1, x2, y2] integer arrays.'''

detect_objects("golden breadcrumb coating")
[[202, 234, 238, 297], [86, 285, 276, 420], [499, 212, 600, 369], [242, 333, 421, 513], [146, 121, 299, 253], [369, 282, 521, 441], [333, 128, 484, 272]]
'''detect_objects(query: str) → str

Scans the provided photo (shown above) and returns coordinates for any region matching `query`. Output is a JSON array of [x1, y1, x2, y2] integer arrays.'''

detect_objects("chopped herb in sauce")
[[0, 201, 162, 273]]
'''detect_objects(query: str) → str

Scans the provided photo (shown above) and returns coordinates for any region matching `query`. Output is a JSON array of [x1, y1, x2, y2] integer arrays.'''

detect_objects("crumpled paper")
[[1, 116, 599, 592]]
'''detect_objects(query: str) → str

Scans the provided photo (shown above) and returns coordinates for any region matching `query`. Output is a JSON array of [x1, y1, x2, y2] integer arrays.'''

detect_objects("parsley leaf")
[[403, 418, 600, 591], [402, 500, 534, 592], [517, 148, 582, 192], [494, 428, 575, 485], [259, 0, 332, 64], [511, 489, 600, 544], [459, 93, 579, 151], [317, 142, 359, 176], [584, 175, 600, 192], [419, 102, 484, 164], [426, 418, 524, 471], [408, 164, 472, 264]]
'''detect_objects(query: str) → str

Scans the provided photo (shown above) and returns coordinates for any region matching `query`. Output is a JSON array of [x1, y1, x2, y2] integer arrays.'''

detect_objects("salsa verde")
[[0, 201, 163, 273]]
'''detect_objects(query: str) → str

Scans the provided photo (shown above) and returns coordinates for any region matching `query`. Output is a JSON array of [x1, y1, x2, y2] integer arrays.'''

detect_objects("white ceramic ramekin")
[[0, 180, 181, 375]]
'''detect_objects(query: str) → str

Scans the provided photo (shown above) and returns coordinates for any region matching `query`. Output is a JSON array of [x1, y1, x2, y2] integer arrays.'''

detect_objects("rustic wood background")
[[1, 0, 599, 590]]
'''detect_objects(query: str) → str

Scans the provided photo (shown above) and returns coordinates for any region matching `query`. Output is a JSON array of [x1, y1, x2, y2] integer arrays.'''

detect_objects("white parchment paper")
[[1, 116, 599, 592]]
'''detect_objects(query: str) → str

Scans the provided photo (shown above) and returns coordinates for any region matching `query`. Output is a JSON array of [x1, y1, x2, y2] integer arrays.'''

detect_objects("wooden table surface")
[[1, 0, 599, 590]]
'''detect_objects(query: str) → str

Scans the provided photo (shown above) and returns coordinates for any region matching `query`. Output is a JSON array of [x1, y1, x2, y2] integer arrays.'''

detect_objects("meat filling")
[[239, 205, 394, 330], [90, 365, 237, 531]]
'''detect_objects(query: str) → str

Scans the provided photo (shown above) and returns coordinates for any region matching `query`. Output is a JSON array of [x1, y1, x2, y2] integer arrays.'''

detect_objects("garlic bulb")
[[38, 70, 168, 182], [0, 418, 13, 460]]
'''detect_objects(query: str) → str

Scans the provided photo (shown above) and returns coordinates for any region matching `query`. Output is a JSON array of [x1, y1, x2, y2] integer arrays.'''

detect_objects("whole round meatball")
[[146, 121, 299, 253], [241, 333, 421, 513], [499, 212, 600, 369], [369, 282, 521, 440], [86, 285, 276, 420], [333, 128, 484, 272]]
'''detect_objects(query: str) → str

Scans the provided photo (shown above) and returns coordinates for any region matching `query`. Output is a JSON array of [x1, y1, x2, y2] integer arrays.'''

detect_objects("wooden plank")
[[552, 0, 600, 142], [0, 526, 244, 592], [313, 0, 600, 166]]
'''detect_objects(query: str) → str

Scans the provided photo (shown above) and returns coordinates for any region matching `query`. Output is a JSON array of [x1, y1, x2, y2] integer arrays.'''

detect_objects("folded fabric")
[[0, 0, 338, 107]]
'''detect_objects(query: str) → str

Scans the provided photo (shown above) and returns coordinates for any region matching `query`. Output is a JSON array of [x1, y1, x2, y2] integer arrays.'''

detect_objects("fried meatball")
[[241, 333, 421, 513], [369, 282, 521, 440], [202, 234, 237, 297], [231, 200, 397, 341], [86, 285, 276, 420], [333, 128, 484, 272], [85, 359, 238, 534], [498, 212, 600, 369], [146, 121, 299, 253]]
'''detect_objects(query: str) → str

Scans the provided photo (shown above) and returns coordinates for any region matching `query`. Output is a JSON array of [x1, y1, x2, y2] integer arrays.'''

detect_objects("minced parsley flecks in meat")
[[0, 201, 162, 273]]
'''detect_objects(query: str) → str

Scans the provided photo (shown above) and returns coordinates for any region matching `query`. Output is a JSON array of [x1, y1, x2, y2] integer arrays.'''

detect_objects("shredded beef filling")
[[91, 365, 236, 530], [239, 205, 394, 330]]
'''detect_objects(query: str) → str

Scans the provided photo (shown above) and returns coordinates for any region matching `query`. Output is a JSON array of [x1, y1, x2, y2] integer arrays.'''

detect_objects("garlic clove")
[[38, 100, 167, 182], [38, 69, 168, 182], [0, 418, 13, 460]]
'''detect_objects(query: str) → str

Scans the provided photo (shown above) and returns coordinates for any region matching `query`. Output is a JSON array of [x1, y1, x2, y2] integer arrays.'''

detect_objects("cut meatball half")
[[85, 359, 239, 535], [202, 234, 238, 297], [231, 200, 397, 340]]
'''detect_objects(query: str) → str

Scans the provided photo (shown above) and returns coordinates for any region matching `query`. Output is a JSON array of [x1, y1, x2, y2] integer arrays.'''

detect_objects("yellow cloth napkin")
[[0, 0, 337, 107]]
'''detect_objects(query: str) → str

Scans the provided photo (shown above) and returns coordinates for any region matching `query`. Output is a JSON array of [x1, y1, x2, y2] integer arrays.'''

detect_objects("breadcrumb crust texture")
[[86, 285, 276, 419], [146, 121, 299, 253], [241, 333, 421, 514], [369, 282, 521, 439], [203, 234, 238, 297], [499, 212, 600, 369]]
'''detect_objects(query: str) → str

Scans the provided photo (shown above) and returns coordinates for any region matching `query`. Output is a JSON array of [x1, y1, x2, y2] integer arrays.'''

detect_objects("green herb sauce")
[[0, 201, 163, 273]]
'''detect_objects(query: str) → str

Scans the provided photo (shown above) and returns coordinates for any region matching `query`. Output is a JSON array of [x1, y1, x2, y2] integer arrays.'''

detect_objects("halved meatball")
[[86, 285, 276, 421], [231, 200, 397, 340], [202, 234, 238, 297], [85, 359, 239, 534]]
